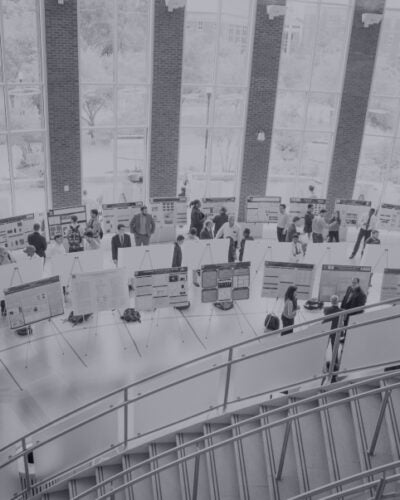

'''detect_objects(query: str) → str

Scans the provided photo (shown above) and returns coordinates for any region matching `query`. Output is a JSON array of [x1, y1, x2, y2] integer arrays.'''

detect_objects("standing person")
[[67, 215, 84, 253], [47, 234, 66, 259], [129, 206, 155, 246], [286, 217, 300, 242], [365, 229, 380, 245], [312, 209, 328, 243], [200, 220, 214, 239], [341, 277, 367, 326], [111, 224, 131, 265], [322, 295, 344, 381], [190, 199, 205, 236], [277, 204, 290, 242], [281, 285, 298, 335], [303, 204, 314, 240], [290, 233, 304, 262], [212, 206, 228, 237], [239, 228, 254, 262], [84, 230, 101, 251], [86, 209, 103, 241], [27, 223, 47, 258], [216, 214, 241, 262], [187, 227, 200, 240], [172, 235, 185, 267], [328, 210, 341, 242], [349, 208, 377, 259]]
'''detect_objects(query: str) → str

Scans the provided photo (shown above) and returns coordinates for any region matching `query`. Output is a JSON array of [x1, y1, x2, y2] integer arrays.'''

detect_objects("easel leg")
[[173, 307, 185, 344], [24, 329, 32, 369], [205, 304, 215, 340], [116, 311, 142, 357], [145, 310, 156, 348], [233, 302, 244, 335], [48, 319, 65, 356]]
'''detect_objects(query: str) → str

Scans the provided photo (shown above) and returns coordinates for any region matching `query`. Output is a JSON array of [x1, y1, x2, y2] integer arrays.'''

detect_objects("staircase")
[[37, 372, 400, 500]]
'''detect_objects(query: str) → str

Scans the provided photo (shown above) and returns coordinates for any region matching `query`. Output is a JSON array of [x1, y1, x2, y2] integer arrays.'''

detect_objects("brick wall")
[[238, 0, 285, 221], [149, 0, 185, 198], [44, 0, 81, 209], [326, 0, 385, 214]]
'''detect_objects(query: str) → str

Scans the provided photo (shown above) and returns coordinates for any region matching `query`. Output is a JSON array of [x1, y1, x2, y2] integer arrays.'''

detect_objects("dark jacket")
[[111, 233, 131, 261], [341, 286, 367, 315], [172, 242, 182, 268], [27, 232, 47, 258], [130, 213, 155, 236], [239, 236, 254, 262], [213, 213, 228, 236], [191, 207, 205, 235], [200, 227, 213, 240], [304, 212, 314, 234], [285, 223, 297, 242], [323, 305, 343, 330]]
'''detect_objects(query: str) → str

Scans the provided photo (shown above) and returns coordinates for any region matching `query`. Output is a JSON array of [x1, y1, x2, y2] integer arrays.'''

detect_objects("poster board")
[[361, 244, 399, 273], [378, 203, 400, 231], [118, 244, 173, 280], [200, 261, 250, 303], [134, 267, 189, 311], [150, 197, 187, 243], [334, 199, 371, 227], [201, 197, 236, 219], [289, 198, 326, 218], [51, 250, 104, 286], [380, 268, 400, 301], [303, 242, 353, 266], [102, 202, 143, 234], [0, 213, 35, 250], [242, 240, 293, 269], [71, 268, 130, 315], [182, 239, 229, 269], [0, 260, 44, 300], [318, 264, 371, 302], [262, 261, 314, 300], [245, 196, 281, 224], [47, 206, 87, 240], [4, 276, 64, 329]]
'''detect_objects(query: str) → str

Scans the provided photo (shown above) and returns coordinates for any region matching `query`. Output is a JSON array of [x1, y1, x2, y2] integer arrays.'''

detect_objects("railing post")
[[21, 437, 31, 496], [192, 449, 201, 500], [373, 477, 386, 500], [275, 421, 292, 481], [368, 390, 391, 456], [124, 388, 129, 448], [223, 348, 234, 412]]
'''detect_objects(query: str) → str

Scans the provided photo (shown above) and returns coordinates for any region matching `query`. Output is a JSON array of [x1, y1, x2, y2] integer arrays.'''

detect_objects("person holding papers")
[[111, 224, 131, 265]]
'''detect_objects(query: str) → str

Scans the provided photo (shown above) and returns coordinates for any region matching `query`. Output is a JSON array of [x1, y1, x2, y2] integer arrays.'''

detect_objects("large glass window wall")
[[78, 0, 152, 206], [177, 0, 255, 201], [0, 0, 47, 217], [266, 0, 354, 203]]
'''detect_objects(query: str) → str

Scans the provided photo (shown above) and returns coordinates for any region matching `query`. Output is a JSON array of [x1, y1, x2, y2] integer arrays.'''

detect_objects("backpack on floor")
[[304, 298, 324, 311], [214, 301, 234, 311], [66, 311, 93, 326], [120, 308, 141, 323], [264, 313, 280, 331]]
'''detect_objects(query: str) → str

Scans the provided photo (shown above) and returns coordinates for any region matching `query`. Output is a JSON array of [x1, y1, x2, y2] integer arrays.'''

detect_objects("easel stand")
[[254, 245, 273, 277], [114, 310, 142, 357], [372, 248, 390, 272], [145, 308, 159, 348]]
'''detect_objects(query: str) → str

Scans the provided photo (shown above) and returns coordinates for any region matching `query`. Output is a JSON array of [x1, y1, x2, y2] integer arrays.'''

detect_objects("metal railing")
[[1, 296, 400, 500]]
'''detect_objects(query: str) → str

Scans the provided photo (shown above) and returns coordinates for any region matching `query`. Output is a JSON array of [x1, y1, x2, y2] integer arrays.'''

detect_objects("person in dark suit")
[[341, 277, 367, 326], [200, 220, 214, 240], [129, 206, 155, 246], [172, 235, 184, 268], [323, 295, 344, 382], [111, 224, 131, 264], [27, 223, 47, 258]]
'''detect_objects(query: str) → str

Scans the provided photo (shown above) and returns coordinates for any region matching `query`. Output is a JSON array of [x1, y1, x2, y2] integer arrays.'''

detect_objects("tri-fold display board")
[[262, 261, 314, 300], [245, 196, 281, 224], [200, 261, 250, 303], [102, 202, 143, 234], [319, 264, 371, 302], [47, 206, 86, 240], [289, 198, 326, 218], [4, 276, 64, 329], [334, 199, 371, 227], [0, 213, 35, 250], [134, 267, 189, 311]]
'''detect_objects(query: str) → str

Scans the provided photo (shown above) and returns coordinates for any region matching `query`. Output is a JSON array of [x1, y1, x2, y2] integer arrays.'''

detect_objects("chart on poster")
[[246, 196, 281, 224], [0, 213, 35, 250], [289, 198, 326, 218], [201, 262, 250, 303], [334, 199, 372, 227], [4, 276, 64, 329], [102, 202, 143, 234], [134, 267, 189, 311], [262, 261, 314, 299], [47, 206, 86, 240], [201, 197, 236, 218], [150, 197, 188, 243], [319, 264, 371, 302]]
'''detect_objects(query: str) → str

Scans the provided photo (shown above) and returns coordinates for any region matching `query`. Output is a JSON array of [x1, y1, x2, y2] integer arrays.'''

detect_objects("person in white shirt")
[[23, 245, 41, 261], [290, 233, 305, 262], [216, 214, 241, 262], [276, 204, 290, 242], [349, 208, 377, 258], [312, 209, 328, 243], [47, 234, 66, 259]]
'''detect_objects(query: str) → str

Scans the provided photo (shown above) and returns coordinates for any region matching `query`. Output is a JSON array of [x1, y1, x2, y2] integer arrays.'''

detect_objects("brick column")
[[44, 0, 81, 209], [149, 0, 185, 198], [326, 0, 385, 214], [238, 0, 286, 221]]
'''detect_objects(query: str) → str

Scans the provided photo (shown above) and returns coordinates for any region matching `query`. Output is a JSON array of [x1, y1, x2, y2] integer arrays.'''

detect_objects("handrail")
[[3, 297, 400, 500], [69, 377, 400, 500], [67, 373, 400, 500], [1, 295, 397, 455]]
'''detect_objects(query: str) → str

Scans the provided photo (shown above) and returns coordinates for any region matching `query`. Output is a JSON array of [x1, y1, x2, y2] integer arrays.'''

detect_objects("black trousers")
[[281, 315, 294, 335], [312, 233, 323, 243], [351, 229, 371, 257], [277, 227, 285, 242], [328, 231, 339, 242]]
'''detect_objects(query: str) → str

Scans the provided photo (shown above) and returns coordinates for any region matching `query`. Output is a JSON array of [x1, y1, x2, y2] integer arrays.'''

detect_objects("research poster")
[[47, 206, 87, 240], [201, 197, 236, 218], [381, 268, 400, 301], [70, 268, 130, 315], [0, 213, 35, 250], [134, 266, 189, 311], [334, 199, 372, 227], [102, 202, 143, 234], [150, 197, 188, 243], [246, 196, 281, 224], [262, 261, 314, 300], [289, 198, 326, 218], [319, 264, 371, 302], [200, 261, 250, 303], [378, 203, 400, 231], [4, 276, 64, 329], [0, 260, 44, 300]]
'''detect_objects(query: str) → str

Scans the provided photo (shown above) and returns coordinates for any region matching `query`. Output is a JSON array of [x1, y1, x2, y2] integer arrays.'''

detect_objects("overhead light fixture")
[[257, 130, 266, 142], [165, 0, 186, 12], [362, 13, 383, 28]]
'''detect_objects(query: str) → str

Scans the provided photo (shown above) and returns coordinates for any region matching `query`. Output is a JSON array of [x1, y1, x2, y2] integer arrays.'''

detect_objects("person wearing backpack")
[[67, 215, 84, 253], [86, 209, 103, 241]]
